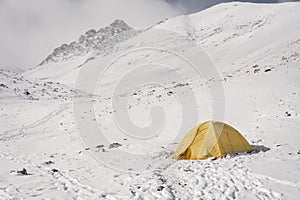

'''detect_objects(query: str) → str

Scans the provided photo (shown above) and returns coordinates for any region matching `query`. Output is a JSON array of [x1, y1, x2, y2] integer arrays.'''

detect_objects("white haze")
[[0, 0, 184, 70]]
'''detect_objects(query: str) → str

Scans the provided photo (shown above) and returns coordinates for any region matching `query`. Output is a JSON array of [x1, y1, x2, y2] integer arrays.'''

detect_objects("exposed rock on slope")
[[38, 19, 139, 66]]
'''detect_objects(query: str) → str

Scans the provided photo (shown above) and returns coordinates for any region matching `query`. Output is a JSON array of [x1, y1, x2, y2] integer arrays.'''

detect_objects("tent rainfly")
[[174, 121, 253, 160]]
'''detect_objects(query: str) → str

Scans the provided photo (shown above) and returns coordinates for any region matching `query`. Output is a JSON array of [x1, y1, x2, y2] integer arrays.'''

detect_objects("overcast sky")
[[0, 0, 299, 70]]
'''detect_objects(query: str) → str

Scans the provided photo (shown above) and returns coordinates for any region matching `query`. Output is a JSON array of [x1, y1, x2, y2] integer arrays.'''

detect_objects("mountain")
[[38, 19, 138, 66], [27, 2, 300, 86], [26, 19, 140, 84], [1, 2, 300, 199]]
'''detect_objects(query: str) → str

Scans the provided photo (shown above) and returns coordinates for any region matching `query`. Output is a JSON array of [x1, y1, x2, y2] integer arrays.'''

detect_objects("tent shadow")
[[251, 145, 270, 153], [222, 145, 270, 159]]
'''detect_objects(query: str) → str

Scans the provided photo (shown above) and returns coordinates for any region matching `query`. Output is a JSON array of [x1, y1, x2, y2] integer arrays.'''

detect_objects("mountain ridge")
[[37, 19, 139, 67]]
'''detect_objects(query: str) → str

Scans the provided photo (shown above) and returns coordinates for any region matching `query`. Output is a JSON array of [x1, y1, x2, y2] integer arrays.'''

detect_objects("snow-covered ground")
[[1, 2, 300, 199]]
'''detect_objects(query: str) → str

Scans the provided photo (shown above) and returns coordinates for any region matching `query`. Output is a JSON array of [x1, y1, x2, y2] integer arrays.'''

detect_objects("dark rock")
[[44, 161, 54, 165], [17, 168, 28, 175], [159, 177, 167, 184], [96, 144, 104, 148], [264, 69, 272, 72], [254, 69, 260, 73], [0, 83, 8, 88], [24, 90, 30, 95], [109, 143, 122, 149], [95, 145, 106, 152], [52, 169, 59, 173], [285, 111, 291, 117], [167, 91, 173, 96], [157, 186, 165, 191]]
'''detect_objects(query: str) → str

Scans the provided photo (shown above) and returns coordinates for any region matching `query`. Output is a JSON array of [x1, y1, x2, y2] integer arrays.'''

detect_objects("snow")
[[1, 2, 300, 199]]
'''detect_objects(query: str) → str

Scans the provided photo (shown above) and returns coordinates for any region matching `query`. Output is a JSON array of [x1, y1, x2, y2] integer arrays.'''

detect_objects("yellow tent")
[[174, 121, 253, 160]]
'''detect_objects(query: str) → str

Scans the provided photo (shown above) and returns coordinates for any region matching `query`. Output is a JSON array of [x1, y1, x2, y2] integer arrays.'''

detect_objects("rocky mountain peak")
[[39, 19, 137, 66]]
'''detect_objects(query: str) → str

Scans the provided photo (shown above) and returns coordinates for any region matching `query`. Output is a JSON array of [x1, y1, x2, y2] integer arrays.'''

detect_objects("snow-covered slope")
[[157, 2, 300, 69], [0, 69, 86, 100], [1, 2, 300, 199], [26, 2, 300, 86]]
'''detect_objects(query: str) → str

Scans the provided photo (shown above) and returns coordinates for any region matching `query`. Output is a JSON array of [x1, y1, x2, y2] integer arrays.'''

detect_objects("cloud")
[[0, 0, 184, 69]]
